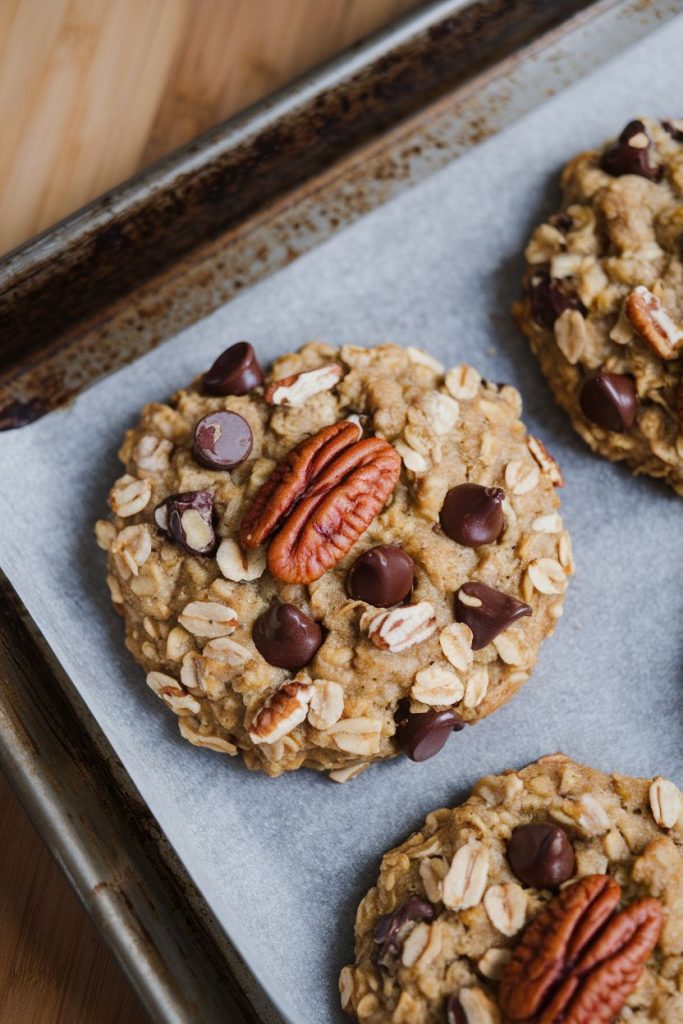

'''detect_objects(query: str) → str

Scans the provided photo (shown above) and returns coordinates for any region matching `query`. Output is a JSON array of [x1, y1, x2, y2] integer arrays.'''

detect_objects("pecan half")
[[625, 286, 683, 360], [676, 382, 683, 431], [240, 420, 401, 584], [499, 874, 663, 1024], [241, 420, 360, 548]]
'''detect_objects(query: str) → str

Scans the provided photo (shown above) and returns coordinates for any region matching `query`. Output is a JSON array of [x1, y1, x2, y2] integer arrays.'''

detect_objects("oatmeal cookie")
[[341, 754, 683, 1023], [96, 341, 571, 777], [514, 117, 683, 492]]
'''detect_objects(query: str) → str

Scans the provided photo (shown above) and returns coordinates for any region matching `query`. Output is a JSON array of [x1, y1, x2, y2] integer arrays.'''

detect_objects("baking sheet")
[[2, 16, 683, 1024]]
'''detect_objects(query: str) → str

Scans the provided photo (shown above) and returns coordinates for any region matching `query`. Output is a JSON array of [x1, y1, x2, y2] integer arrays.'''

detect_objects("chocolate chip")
[[252, 603, 323, 670], [662, 119, 683, 143], [579, 371, 637, 432], [193, 411, 253, 469], [446, 996, 467, 1024], [372, 896, 436, 966], [600, 120, 662, 181], [154, 490, 216, 556], [202, 341, 264, 396], [394, 700, 464, 763], [347, 545, 414, 607], [440, 484, 505, 548], [549, 211, 573, 233], [507, 823, 576, 889], [455, 582, 531, 650], [530, 269, 585, 328]]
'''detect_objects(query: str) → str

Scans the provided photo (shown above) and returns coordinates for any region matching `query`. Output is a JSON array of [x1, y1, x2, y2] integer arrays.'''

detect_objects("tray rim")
[[0, 0, 603, 420]]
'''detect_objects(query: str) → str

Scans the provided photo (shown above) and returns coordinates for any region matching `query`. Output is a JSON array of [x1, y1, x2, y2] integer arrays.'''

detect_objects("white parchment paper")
[[2, 18, 683, 1024]]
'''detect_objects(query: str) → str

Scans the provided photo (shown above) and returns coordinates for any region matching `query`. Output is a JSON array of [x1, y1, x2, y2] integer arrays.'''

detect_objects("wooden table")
[[0, 2, 419, 1021]]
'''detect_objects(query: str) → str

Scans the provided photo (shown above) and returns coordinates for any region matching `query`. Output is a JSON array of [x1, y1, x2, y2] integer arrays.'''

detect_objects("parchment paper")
[[2, 18, 683, 1024]]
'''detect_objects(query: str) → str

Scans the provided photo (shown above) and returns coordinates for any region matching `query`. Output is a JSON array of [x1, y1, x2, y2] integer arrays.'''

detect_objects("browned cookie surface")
[[341, 755, 683, 1023], [515, 117, 683, 492], [96, 342, 570, 777]]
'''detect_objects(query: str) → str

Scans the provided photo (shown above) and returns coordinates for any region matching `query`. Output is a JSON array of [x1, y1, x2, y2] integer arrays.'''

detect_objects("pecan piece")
[[625, 286, 683, 360], [249, 680, 312, 744], [240, 419, 401, 584], [527, 435, 564, 487], [264, 363, 342, 406], [500, 874, 663, 1024], [367, 602, 438, 654]]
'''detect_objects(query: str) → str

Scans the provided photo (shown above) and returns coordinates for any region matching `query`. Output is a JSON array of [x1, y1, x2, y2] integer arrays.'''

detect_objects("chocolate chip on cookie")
[[439, 483, 505, 547], [507, 822, 575, 889], [252, 603, 323, 670], [600, 119, 662, 181], [455, 582, 531, 650], [372, 895, 436, 966], [155, 490, 216, 556], [394, 700, 464, 762], [579, 371, 637, 433], [202, 341, 264, 396], [662, 119, 683, 143], [193, 410, 253, 469], [548, 211, 573, 233], [529, 270, 584, 329], [445, 997, 467, 1024], [347, 545, 414, 607]]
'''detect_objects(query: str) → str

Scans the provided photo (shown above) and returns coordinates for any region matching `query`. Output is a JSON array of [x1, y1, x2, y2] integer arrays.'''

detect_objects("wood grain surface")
[[0, 0, 418, 257], [0, 1, 419, 1021]]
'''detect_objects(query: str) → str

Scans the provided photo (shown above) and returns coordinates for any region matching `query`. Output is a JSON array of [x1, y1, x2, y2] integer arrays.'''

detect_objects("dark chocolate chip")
[[440, 484, 505, 548], [507, 822, 576, 889], [202, 341, 264, 396], [455, 582, 531, 650], [529, 269, 585, 328], [548, 211, 573, 233], [252, 603, 323, 670], [662, 119, 683, 143], [154, 490, 216, 556], [193, 410, 253, 469], [579, 371, 637, 432], [445, 996, 467, 1024], [600, 120, 662, 181], [347, 545, 414, 607], [372, 896, 437, 966], [394, 700, 464, 763]]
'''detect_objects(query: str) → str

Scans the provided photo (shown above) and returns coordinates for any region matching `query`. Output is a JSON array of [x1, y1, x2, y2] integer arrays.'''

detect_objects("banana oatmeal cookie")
[[514, 117, 683, 492], [341, 754, 683, 1023], [96, 341, 571, 777]]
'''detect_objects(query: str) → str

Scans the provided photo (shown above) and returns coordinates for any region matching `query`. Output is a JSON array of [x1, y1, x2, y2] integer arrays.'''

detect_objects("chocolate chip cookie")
[[340, 754, 683, 1023], [96, 341, 571, 777], [514, 118, 683, 492]]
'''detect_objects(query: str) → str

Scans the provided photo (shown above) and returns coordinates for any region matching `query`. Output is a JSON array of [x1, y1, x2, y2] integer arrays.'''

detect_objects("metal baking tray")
[[0, 1, 679, 1020]]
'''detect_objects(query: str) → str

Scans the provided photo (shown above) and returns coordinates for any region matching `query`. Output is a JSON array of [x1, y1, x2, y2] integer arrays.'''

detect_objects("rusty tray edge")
[[0, 0, 599, 428]]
